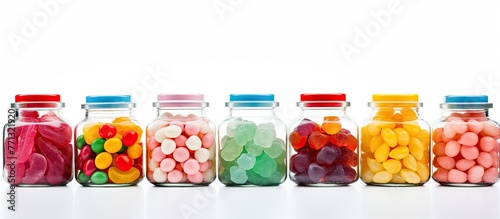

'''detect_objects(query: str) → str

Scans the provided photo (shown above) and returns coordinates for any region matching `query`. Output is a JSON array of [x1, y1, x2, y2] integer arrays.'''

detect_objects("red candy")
[[83, 159, 97, 176], [122, 131, 138, 146], [290, 130, 307, 150], [308, 131, 329, 150], [99, 123, 117, 139], [115, 154, 133, 171]]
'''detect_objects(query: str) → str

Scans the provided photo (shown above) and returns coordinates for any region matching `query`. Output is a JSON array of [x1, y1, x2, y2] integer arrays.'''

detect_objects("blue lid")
[[226, 94, 277, 107], [445, 95, 488, 103], [86, 95, 131, 103]]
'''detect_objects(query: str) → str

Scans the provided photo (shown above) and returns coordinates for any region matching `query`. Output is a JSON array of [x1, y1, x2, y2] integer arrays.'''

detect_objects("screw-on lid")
[[154, 94, 208, 108], [298, 93, 349, 107], [82, 95, 135, 109], [12, 94, 64, 108], [226, 94, 278, 107], [440, 95, 492, 109], [369, 94, 422, 107]]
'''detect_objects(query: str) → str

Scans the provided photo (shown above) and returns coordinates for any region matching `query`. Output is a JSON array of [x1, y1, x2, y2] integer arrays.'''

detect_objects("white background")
[[0, 0, 499, 219]]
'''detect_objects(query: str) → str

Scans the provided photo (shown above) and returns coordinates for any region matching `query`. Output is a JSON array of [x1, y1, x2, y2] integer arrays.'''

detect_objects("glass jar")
[[289, 93, 359, 186], [146, 94, 216, 186], [75, 95, 143, 186], [431, 95, 499, 186], [360, 94, 430, 186], [218, 94, 287, 186], [3, 94, 73, 186]]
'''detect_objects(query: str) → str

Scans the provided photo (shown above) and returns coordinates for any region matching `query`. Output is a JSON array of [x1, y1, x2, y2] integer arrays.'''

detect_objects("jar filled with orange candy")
[[360, 94, 431, 186], [289, 93, 359, 186]]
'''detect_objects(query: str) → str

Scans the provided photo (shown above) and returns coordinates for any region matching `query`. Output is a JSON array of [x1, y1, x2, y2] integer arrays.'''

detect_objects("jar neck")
[[85, 109, 133, 118], [441, 109, 489, 118], [156, 108, 206, 117], [16, 107, 63, 119], [229, 107, 276, 117], [300, 107, 348, 117]]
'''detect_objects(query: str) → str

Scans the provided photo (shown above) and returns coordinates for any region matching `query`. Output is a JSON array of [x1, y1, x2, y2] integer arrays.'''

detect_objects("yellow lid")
[[372, 94, 419, 102]]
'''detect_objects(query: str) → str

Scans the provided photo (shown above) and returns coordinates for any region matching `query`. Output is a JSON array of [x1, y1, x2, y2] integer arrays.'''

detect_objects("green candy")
[[264, 139, 285, 158], [90, 171, 108, 184], [76, 135, 86, 150], [220, 138, 243, 162], [246, 169, 268, 185], [244, 140, 263, 156], [253, 153, 277, 178], [117, 144, 127, 154], [78, 171, 91, 183], [91, 138, 106, 154], [229, 166, 248, 184], [233, 121, 257, 146]]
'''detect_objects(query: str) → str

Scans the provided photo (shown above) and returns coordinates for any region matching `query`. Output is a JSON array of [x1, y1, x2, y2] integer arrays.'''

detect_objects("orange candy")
[[321, 116, 342, 135]]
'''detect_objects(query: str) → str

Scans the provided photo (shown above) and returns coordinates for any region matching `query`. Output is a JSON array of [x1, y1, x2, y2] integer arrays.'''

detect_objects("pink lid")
[[155, 94, 207, 108]]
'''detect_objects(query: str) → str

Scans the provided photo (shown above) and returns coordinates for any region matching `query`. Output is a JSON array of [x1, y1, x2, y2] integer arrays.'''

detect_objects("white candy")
[[186, 136, 202, 151], [164, 125, 183, 138], [148, 121, 169, 138], [148, 159, 159, 172], [194, 148, 210, 163], [155, 127, 168, 142], [153, 168, 167, 183], [198, 120, 211, 134], [161, 139, 176, 155], [208, 144, 216, 160], [202, 169, 215, 182]]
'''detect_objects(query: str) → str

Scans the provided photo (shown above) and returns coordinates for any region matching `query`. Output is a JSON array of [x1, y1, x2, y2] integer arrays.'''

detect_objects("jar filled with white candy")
[[146, 94, 216, 186]]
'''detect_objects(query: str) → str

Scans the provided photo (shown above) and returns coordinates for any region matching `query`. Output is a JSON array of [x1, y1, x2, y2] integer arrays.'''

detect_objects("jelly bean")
[[382, 159, 401, 174], [450, 119, 468, 134], [482, 167, 498, 183], [433, 143, 446, 156], [367, 157, 384, 173], [400, 168, 420, 184], [403, 121, 421, 137], [127, 144, 142, 159], [455, 159, 475, 172], [467, 165, 484, 183], [437, 156, 455, 170], [460, 145, 479, 160], [202, 133, 215, 148], [115, 154, 133, 171], [361, 167, 374, 182], [393, 128, 410, 146], [432, 128, 444, 144], [153, 167, 167, 183], [186, 135, 202, 151], [433, 168, 449, 182], [477, 152, 493, 168], [185, 121, 201, 136], [122, 130, 138, 146], [388, 146, 409, 160], [372, 171, 392, 183], [91, 138, 106, 154], [79, 145, 94, 162], [467, 119, 483, 134], [369, 135, 384, 153], [479, 136, 497, 152], [99, 123, 117, 139], [117, 145, 127, 154], [391, 173, 406, 183], [374, 143, 389, 162], [409, 137, 424, 160], [173, 147, 190, 162], [95, 152, 112, 169], [481, 122, 500, 137], [416, 162, 429, 182], [307, 131, 329, 150], [321, 116, 342, 135], [167, 169, 184, 183], [160, 158, 176, 172], [457, 132, 478, 146], [194, 148, 210, 163], [490, 151, 499, 168], [76, 135, 86, 150], [381, 128, 397, 147], [403, 154, 417, 171], [448, 169, 467, 183], [444, 141, 460, 157], [108, 167, 140, 184], [367, 122, 381, 136], [78, 171, 91, 183], [103, 137, 122, 153], [161, 139, 176, 155], [83, 159, 97, 176], [91, 171, 108, 184], [83, 122, 103, 144]]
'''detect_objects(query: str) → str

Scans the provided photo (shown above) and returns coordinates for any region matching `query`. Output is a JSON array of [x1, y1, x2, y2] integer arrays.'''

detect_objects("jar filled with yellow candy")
[[75, 95, 143, 186], [360, 94, 430, 186]]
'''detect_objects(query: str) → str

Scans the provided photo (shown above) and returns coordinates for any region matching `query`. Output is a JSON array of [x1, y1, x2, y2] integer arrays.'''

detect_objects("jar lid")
[[82, 95, 136, 109], [440, 95, 492, 109], [154, 94, 208, 108], [298, 93, 350, 107], [226, 94, 278, 107], [11, 94, 64, 108], [369, 94, 422, 107]]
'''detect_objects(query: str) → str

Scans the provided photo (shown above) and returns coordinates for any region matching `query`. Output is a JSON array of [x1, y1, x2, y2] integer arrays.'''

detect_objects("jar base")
[[364, 182, 425, 187], [153, 183, 211, 187], [437, 182, 495, 187]]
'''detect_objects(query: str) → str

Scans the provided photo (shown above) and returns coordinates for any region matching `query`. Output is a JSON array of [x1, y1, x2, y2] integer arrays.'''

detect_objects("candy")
[[91, 138, 106, 154], [402, 154, 417, 171], [308, 163, 327, 183], [36, 136, 65, 184], [21, 153, 48, 184], [457, 132, 479, 146], [83, 159, 97, 176], [99, 123, 117, 139], [76, 135, 86, 149], [202, 133, 215, 148], [183, 159, 200, 175], [467, 165, 484, 183], [78, 171, 91, 183], [185, 136, 202, 151], [115, 154, 133, 171], [460, 146, 479, 160], [316, 145, 341, 165], [16, 124, 37, 164], [173, 147, 190, 162], [290, 131, 307, 150], [38, 122, 72, 147], [194, 148, 210, 163], [381, 128, 398, 147], [372, 171, 392, 183], [167, 169, 183, 183], [95, 152, 113, 170], [83, 122, 103, 144], [254, 123, 276, 148], [297, 118, 319, 136], [444, 141, 460, 157], [321, 116, 341, 135], [477, 152, 493, 168], [122, 131, 138, 146], [479, 136, 497, 152], [187, 172, 203, 184], [104, 138, 122, 153], [91, 171, 108, 184], [161, 139, 176, 155], [482, 167, 498, 182], [160, 158, 176, 172], [388, 146, 410, 160], [308, 131, 330, 150], [264, 139, 285, 158], [184, 121, 201, 136], [374, 143, 389, 162], [127, 144, 142, 159], [108, 167, 140, 183], [234, 121, 257, 146], [230, 166, 248, 184], [448, 169, 467, 183], [393, 128, 410, 146], [455, 159, 475, 171], [467, 119, 483, 134], [400, 168, 421, 184], [383, 159, 402, 174], [153, 168, 167, 183]]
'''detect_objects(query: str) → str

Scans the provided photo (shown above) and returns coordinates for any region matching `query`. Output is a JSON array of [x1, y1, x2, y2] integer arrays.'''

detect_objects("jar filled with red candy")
[[3, 94, 73, 186], [360, 94, 431, 186], [432, 95, 500, 186], [289, 93, 359, 185], [146, 94, 216, 186], [75, 95, 143, 186]]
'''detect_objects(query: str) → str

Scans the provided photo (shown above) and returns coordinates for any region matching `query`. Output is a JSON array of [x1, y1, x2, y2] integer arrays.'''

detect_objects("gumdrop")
[[38, 122, 72, 147], [22, 153, 48, 184], [325, 163, 346, 183], [308, 131, 329, 150], [254, 153, 277, 177], [246, 169, 268, 185], [244, 140, 263, 156], [233, 121, 257, 146], [229, 166, 248, 184], [294, 171, 312, 184], [330, 129, 358, 151], [220, 138, 244, 162], [297, 118, 319, 136], [237, 153, 256, 170], [264, 139, 285, 158], [308, 163, 327, 183], [226, 118, 243, 137], [290, 153, 310, 174], [338, 147, 358, 167], [322, 116, 342, 135], [290, 130, 307, 150], [36, 136, 65, 184], [254, 123, 276, 148], [343, 166, 357, 182], [316, 144, 341, 165]]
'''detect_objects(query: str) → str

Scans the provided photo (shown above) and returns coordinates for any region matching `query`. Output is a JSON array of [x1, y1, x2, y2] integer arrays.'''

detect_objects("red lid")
[[15, 94, 61, 102], [299, 93, 347, 107]]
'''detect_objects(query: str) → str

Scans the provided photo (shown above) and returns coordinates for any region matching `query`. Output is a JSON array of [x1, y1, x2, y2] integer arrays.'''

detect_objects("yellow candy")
[[381, 128, 398, 147], [382, 159, 402, 174], [420, 150, 430, 164], [415, 129, 430, 147], [367, 157, 384, 173], [321, 116, 342, 135], [361, 167, 374, 182], [416, 162, 430, 182], [375, 108, 395, 117], [361, 127, 372, 153], [393, 128, 410, 146], [83, 122, 103, 144], [390, 173, 406, 183], [391, 113, 404, 123], [104, 138, 122, 153], [400, 169, 421, 184], [127, 144, 143, 159], [369, 135, 384, 153], [112, 117, 143, 144], [403, 121, 421, 136], [409, 137, 424, 160], [367, 122, 381, 136], [402, 154, 417, 171], [95, 152, 113, 169], [374, 143, 390, 162], [108, 167, 140, 184], [372, 171, 393, 183], [401, 107, 418, 121], [389, 146, 410, 160], [112, 116, 131, 123]]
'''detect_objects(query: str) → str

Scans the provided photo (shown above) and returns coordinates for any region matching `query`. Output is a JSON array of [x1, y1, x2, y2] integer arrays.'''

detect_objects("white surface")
[[0, 0, 499, 219]]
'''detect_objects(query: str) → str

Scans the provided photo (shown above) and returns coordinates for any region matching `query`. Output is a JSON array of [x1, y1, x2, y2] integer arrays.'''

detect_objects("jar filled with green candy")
[[218, 94, 287, 186]]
